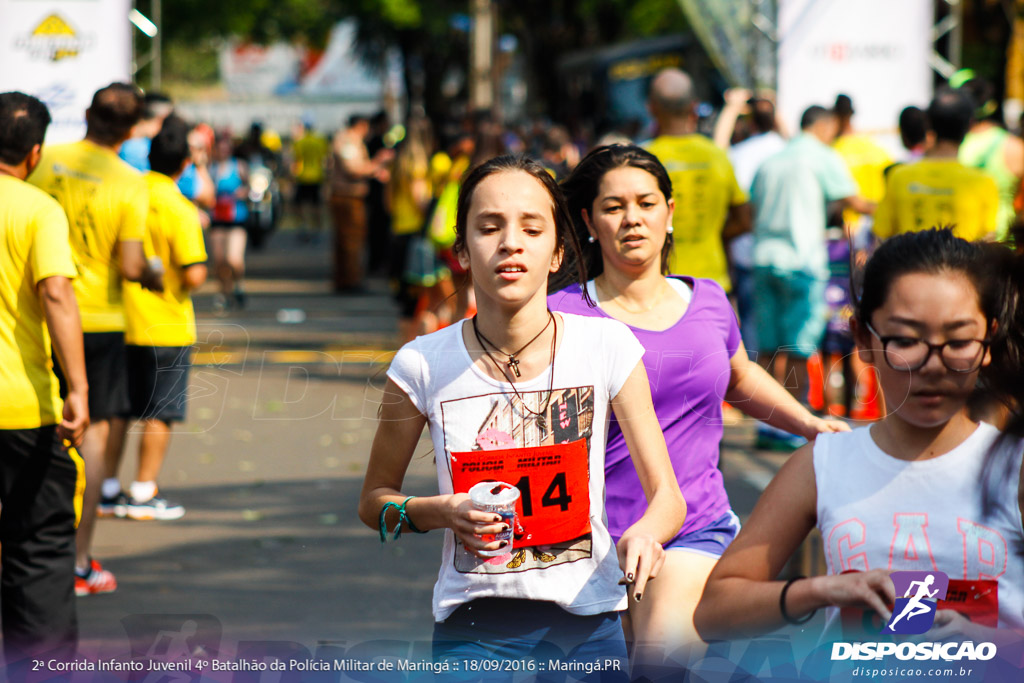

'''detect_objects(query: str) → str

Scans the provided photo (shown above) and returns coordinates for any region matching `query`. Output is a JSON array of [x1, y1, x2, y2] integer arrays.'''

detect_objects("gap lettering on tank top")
[[887, 513, 938, 571]]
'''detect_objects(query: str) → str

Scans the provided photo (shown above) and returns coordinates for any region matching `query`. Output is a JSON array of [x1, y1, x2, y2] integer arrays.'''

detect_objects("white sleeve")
[[601, 319, 646, 400], [386, 339, 428, 416]]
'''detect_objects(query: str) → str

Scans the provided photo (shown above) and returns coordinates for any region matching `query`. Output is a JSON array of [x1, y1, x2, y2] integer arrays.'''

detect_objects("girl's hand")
[[810, 569, 895, 622], [445, 493, 511, 559], [615, 531, 666, 603], [803, 415, 851, 439], [928, 610, 981, 641]]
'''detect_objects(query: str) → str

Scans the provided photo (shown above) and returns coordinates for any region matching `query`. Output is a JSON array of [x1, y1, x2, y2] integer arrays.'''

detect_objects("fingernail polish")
[[627, 573, 634, 582], [500, 524, 509, 532], [635, 593, 642, 602], [499, 541, 507, 548], [493, 515, 502, 523]]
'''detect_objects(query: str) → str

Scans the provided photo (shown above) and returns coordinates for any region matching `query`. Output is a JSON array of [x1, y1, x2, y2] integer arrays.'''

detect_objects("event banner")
[[777, 0, 933, 142], [0, 0, 132, 142]]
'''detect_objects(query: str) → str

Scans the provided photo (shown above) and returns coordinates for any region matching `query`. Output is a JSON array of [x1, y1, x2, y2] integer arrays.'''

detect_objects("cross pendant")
[[507, 356, 521, 378]]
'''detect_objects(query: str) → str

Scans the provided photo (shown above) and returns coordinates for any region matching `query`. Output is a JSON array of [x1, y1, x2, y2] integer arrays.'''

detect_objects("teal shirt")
[[751, 134, 857, 276]]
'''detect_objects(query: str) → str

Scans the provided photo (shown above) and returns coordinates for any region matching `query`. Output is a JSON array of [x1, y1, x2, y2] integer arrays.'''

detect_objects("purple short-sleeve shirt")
[[549, 276, 741, 542]]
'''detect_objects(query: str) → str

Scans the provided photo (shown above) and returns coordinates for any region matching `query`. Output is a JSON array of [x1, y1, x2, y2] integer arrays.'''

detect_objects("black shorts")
[[294, 182, 322, 206], [0, 426, 81, 662], [53, 331, 129, 421], [124, 345, 192, 423]]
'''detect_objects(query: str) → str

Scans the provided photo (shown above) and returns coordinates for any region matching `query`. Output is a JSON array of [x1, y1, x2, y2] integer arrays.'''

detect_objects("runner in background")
[[119, 92, 174, 172], [956, 73, 1024, 240], [898, 106, 930, 163], [695, 228, 1024, 642], [644, 68, 750, 293], [359, 155, 684, 676], [177, 123, 216, 228], [102, 115, 208, 522], [291, 116, 330, 243], [715, 89, 787, 356], [551, 144, 845, 660], [875, 88, 999, 242], [0, 90, 87, 671], [749, 105, 874, 446], [29, 82, 161, 597], [209, 130, 249, 312]]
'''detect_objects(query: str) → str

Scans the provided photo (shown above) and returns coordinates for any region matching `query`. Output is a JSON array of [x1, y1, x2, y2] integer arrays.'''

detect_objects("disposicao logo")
[[831, 569, 997, 663], [883, 571, 949, 635]]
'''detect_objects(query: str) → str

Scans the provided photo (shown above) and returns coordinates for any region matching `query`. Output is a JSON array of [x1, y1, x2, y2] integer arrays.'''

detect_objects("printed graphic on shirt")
[[441, 386, 595, 574]]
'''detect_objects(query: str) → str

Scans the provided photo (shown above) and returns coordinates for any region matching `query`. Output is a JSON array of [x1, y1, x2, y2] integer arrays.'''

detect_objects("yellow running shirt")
[[644, 135, 747, 290], [873, 159, 998, 241], [293, 131, 330, 184], [29, 140, 148, 332], [0, 176, 78, 429], [124, 172, 208, 347], [833, 134, 892, 228]]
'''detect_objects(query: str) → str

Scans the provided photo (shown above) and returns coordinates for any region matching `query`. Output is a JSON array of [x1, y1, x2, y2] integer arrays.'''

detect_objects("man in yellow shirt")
[[0, 92, 88, 668], [874, 89, 999, 242], [644, 68, 750, 291], [291, 118, 329, 242], [29, 82, 161, 596], [104, 115, 207, 522]]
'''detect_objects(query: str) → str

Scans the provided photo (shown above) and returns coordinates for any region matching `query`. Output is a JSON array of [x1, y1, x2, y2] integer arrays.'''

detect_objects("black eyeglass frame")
[[864, 321, 991, 373]]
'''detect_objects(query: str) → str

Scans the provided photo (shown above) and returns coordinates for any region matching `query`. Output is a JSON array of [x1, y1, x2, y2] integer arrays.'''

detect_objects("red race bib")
[[451, 439, 590, 547]]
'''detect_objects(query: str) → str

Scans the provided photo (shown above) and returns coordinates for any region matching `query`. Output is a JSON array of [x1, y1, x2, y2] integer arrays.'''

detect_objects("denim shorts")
[[664, 510, 741, 558], [433, 598, 628, 682]]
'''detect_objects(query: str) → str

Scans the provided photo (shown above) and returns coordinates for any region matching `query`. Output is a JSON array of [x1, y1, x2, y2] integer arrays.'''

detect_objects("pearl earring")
[[588, 235, 596, 243], [667, 226, 674, 234]]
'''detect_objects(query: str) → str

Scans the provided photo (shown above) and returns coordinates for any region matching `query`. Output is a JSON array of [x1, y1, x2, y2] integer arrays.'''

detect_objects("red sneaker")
[[75, 558, 117, 596]]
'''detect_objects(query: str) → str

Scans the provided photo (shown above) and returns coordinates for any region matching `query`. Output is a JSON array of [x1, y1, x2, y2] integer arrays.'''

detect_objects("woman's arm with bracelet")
[[357, 379, 508, 557], [694, 444, 895, 640]]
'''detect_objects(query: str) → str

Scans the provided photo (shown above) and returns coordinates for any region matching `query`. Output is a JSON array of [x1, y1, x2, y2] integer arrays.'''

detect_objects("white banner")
[[777, 0, 933, 148], [0, 0, 132, 142]]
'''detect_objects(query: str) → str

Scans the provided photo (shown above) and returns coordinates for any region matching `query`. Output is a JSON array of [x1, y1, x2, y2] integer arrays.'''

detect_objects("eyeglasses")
[[864, 322, 990, 373]]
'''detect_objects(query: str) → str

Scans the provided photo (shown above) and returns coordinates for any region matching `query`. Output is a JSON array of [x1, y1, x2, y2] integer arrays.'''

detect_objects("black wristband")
[[780, 575, 816, 625]]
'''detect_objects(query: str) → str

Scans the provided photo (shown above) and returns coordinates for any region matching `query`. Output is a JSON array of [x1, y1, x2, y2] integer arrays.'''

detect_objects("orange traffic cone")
[[851, 366, 884, 420], [806, 353, 826, 412]]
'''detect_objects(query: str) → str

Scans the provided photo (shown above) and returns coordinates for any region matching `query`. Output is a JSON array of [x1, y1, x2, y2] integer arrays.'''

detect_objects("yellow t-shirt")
[[873, 159, 999, 241], [391, 158, 431, 237], [644, 135, 747, 290], [293, 132, 330, 184], [29, 140, 148, 332], [124, 172, 208, 347], [0, 176, 78, 429], [833, 134, 892, 227]]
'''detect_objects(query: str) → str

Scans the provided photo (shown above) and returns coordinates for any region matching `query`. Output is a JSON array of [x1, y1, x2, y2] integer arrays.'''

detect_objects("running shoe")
[[125, 494, 185, 521], [97, 492, 128, 518], [75, 559, 117, 596], [212, 293, 228, 316]]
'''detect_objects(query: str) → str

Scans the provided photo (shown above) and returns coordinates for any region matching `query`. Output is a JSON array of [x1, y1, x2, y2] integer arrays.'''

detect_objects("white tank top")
[[814, 422, 1024, 629]]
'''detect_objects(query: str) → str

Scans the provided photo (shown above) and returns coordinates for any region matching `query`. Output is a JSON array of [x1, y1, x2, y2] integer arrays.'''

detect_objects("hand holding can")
[[468, 481, 520, 557]]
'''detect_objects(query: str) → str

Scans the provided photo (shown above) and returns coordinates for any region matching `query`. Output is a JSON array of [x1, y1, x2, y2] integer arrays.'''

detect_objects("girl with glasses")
[[695, 227, 1024, 641]]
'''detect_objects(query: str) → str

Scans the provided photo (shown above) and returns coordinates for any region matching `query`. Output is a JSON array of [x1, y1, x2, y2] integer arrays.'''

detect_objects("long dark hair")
[[558, 144, 674, 283], [453, 154, 591, 302]]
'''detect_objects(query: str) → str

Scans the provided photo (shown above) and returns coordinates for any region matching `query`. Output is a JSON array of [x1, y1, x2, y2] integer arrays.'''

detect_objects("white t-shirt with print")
[[387, 312, 645, 622]]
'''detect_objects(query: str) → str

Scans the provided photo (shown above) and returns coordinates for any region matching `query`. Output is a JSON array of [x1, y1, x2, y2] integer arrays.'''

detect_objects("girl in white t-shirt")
[[358, 155, 685, 670], [695, 228, 1024, 642]]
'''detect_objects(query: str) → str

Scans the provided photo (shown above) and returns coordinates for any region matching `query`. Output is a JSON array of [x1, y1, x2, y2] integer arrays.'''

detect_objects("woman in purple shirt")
[[549, 145, 847, 656]]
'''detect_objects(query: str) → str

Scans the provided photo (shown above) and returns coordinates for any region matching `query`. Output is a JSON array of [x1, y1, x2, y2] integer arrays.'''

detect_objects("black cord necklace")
[[472, 311, 558, 420], [472, 310, 553, 378]]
